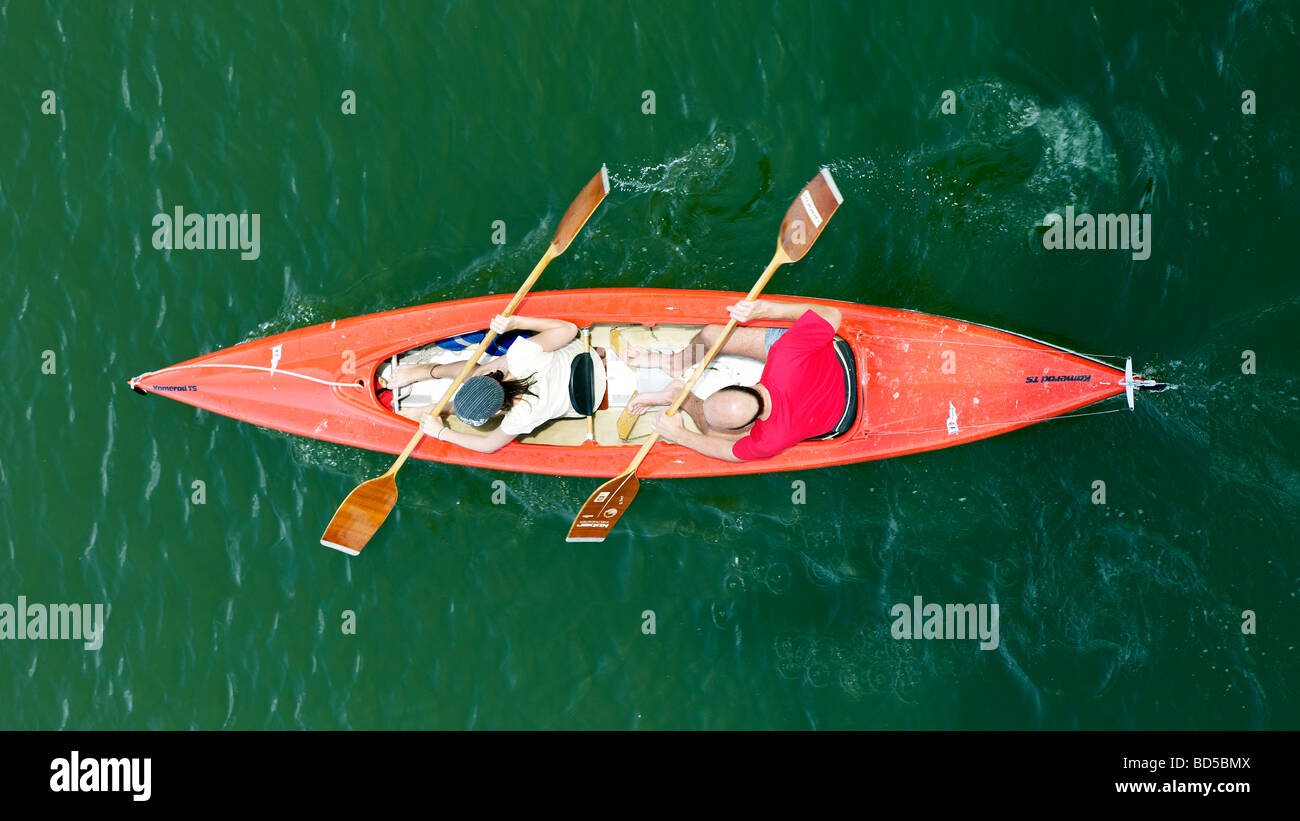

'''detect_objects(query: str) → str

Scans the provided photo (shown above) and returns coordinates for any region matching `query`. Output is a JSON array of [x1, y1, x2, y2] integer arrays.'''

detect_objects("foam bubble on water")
[[910, 79, 1121, 233], [1024, 101, 1120, 201], [823, 155, 879, 184], [608, 131, 736, 195], [764, 563, 792, 594]]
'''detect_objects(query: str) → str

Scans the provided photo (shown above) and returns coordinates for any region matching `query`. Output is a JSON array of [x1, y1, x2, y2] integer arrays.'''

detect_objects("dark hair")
[[717, 385, 764, 430], [487, 369, 537, 412]]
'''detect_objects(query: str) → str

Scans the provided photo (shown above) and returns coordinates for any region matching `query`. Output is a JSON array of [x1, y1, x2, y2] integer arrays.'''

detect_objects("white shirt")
[[499, 337, 604, 436]]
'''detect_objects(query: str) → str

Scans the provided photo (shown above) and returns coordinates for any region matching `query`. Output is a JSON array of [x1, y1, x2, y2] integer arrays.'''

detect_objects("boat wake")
[[607, 131, 737, 195]]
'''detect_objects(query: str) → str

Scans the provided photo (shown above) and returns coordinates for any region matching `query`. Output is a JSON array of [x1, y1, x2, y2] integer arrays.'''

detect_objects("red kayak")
[[129, 288, 1159, 478]]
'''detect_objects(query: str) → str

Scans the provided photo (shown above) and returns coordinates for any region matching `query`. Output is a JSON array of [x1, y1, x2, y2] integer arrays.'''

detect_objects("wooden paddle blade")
[[566, 470, 640, 542], [322, 167, 608, 555], [778, 167, 844, 262], [608, 327, 627, 357], [551, 164, 610, 254], [616, 393, 639, 440], [320, 474, 399, 555]]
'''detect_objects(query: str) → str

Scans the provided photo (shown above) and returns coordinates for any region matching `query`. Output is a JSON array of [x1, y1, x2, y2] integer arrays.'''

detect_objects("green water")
[[2, 0, 1297, 729]]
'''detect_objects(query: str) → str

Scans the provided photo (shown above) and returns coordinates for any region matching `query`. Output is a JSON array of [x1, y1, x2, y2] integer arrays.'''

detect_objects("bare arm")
[[414, 408, 516, 454], [649, 412, 743, 462], [429, 359, 504, 381], [731, 299, 841, 332], [629, 381, 750, 442], [437, 423, 516, 454], [492, 314, 578, 353], [663, 426, 743, 462]]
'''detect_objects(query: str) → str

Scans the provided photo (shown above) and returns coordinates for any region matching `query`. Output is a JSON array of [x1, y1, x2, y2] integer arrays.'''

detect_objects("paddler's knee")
[[696, 324, 727, 350]]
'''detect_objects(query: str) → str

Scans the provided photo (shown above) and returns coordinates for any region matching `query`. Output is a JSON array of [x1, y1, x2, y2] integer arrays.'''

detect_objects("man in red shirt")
[[624, 299, 845, 461]]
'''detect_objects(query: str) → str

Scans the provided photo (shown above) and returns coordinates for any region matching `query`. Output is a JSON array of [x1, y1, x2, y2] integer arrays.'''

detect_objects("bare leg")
[[625, 324, 771, 375], [621, 326, 769, 376], [623, 345, 689, 376], [698, 325, 771, 362]]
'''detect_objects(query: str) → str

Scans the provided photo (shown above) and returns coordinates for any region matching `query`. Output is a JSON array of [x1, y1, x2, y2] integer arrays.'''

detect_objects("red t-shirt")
[[732, 311, 845, 460]]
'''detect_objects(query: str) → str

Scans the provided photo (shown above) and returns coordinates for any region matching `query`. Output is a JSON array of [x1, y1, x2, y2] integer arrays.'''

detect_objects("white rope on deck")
[[129, 363, 367, 390]]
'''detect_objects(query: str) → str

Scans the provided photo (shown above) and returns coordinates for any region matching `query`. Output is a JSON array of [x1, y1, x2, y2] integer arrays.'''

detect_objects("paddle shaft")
[[567, 167, 841, 543], [384, 245, 559, 476], [620, 248, 790, 475], [582, 327, 595, 441]]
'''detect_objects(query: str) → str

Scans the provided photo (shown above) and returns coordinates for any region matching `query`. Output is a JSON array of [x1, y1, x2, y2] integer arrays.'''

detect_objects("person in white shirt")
[[388, 313, 603, 454]]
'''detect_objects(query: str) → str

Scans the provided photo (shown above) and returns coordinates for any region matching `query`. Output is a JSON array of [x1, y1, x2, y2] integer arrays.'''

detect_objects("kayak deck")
[[130, 289, 1129, 478]]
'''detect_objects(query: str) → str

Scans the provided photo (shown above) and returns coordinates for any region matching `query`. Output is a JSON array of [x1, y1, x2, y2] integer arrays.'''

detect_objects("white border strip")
[[820, 167, 843, 204], [320, 539, 361, 556]]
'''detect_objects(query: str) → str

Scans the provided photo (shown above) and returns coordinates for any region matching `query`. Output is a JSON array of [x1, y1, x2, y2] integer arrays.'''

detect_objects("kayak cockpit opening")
[[373, 323, 859, 447]]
